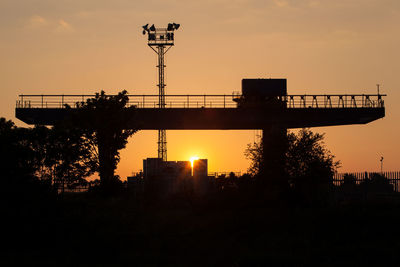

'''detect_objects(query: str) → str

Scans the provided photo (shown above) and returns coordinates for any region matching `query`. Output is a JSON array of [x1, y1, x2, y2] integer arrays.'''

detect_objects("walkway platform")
[[15, 94, 385, 129]]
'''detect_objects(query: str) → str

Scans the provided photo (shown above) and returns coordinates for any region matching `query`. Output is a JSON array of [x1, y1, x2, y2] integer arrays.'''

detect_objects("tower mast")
[[142, 23, 180, 161]]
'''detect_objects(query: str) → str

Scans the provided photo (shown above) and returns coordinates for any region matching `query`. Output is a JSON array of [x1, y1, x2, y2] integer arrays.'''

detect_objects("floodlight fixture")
[[167, 32, 174, 40], [173, 23, 180, 30], [142, 22, 180, 46]]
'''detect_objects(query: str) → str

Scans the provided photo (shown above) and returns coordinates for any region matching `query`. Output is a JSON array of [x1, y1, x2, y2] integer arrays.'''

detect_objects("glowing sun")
[[190, 156, 199, 168]]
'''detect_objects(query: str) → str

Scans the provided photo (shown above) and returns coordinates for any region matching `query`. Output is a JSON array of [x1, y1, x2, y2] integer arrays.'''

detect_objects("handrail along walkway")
[[16, 94, 386, 109]]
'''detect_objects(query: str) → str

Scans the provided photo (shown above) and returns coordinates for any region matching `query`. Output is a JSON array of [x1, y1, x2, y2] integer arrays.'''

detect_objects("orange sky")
[[1, 0, 399, 178]]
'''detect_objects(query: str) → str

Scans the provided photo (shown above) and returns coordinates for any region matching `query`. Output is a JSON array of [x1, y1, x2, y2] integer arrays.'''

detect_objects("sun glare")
[[190, 156, 199, 168]]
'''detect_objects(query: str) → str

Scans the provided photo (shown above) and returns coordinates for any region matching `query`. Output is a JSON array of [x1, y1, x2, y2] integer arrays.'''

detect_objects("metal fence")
[[16, 94, 385, 109], [209, 171, 242, 178], [333, 171, 400, 192]]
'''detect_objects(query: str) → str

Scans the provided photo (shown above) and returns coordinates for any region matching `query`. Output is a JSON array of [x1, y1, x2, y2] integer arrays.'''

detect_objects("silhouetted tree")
[[0, 118, 36, 181], [359, 173, 394, 193], [343, 173, 356, 185], [1, 118, 97, 192], [0, 118, 54, 200], [286, 129, 340, 185], [44, 124, 97, 189], [26, 125, 52, 181], [244, 138, 263, 177], [245, 128, 340, 185], [68, 90, 137, 193]]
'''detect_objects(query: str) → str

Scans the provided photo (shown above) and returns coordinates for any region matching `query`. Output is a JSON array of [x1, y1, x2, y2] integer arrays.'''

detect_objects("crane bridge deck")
[[16, 94, 384, 109], [15, 94, 386, 129]]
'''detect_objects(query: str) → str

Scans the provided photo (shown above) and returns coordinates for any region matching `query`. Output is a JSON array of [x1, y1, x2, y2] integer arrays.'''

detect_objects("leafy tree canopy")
[[245, 128, 340, 184], [66, 90, 138, 192]]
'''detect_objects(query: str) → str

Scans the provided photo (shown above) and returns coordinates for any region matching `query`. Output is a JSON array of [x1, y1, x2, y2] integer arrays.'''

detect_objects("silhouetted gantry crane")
[[15, 79, 385, 129], [15, 78, 385, 177]]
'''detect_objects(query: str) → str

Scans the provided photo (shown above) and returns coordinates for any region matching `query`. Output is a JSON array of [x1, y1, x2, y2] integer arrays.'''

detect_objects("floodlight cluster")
[[142, 23, 180, 35]]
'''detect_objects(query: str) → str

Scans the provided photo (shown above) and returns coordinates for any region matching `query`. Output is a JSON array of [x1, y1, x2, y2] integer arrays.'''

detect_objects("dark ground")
[[3, 191, 400, 267]]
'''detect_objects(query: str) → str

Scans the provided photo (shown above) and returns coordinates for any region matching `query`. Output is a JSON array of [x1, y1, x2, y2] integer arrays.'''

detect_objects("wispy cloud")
[[26, 15, 48, 28], [25, 15, 74, 33], [273, 0, 289, 7], [55, 19, 74, 33]]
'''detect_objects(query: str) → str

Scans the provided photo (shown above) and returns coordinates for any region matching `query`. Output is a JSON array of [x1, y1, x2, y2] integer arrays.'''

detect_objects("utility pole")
[[142, 23, 180, 161]]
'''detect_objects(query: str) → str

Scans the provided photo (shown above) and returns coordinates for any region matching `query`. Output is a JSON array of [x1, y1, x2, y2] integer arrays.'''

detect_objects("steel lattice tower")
[[142, 23, 180, 161]]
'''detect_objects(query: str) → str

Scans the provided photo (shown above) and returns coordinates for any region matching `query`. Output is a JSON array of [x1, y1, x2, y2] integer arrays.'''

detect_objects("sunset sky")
[[1, 0, 399, 178]]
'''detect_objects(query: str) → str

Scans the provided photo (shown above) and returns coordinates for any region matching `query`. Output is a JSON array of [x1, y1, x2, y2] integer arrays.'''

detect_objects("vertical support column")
[[261, 125, 288, 187], [157, 45, 167, 161]]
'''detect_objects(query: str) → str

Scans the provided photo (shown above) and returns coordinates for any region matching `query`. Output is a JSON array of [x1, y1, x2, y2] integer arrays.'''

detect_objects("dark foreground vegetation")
[[4, 190, 400, 266]]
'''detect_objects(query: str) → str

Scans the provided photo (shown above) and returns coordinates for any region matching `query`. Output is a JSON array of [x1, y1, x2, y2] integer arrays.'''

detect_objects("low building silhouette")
[[142, 158, 192, 197], [192, 159, 214, 195], [131, 157, 214, 197], [126, 171, 144, 197]]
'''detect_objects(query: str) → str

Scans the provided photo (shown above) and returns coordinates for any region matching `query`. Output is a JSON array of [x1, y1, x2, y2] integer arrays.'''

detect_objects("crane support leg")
[[261, 125, 288, 188]]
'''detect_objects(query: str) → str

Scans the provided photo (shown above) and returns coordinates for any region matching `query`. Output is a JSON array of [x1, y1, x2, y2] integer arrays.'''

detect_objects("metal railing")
[[209, 171, 242, 178], [284, 94, 385, 108], [15, 94, 386, 109], [333, 171, 400, 192]]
